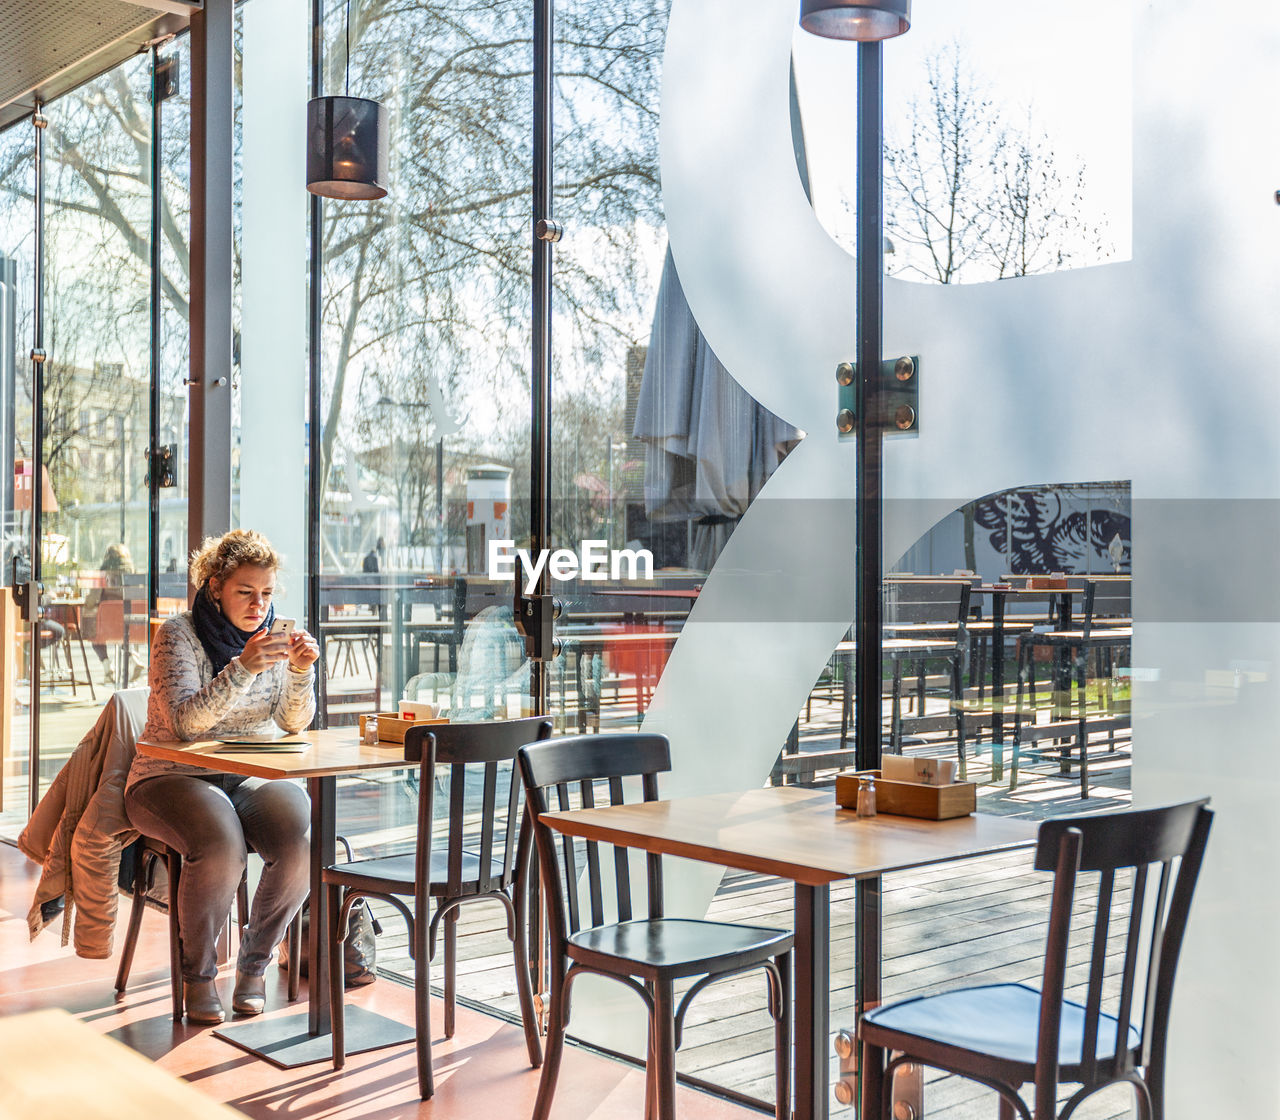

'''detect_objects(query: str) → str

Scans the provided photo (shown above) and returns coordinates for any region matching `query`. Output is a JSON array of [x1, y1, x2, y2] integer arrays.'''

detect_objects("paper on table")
[[213, 743, 310, 754], [213, 734, 311, 752], [881, 754, 957, 785]]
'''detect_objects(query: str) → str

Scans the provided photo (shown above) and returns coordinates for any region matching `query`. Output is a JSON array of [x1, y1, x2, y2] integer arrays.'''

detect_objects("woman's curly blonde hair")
[[189, 529, 281, 588]]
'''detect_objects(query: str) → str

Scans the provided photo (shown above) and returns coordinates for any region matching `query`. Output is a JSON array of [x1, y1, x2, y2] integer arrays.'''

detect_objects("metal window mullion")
[[26, 102, 47, 817]]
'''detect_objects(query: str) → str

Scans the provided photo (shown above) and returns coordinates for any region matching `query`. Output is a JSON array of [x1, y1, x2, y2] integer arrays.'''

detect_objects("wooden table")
[[136, 727, 413, 1067], [541, 786, 1037, 1120], [834, 636, 960, 750], [559, 628, 682, 730], [0, 1007, 243, 1120]]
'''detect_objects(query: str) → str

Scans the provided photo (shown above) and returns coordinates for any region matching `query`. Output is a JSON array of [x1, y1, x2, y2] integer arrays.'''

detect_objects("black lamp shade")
[[799, 0, 911, 40], [306, 95, 388, 201]]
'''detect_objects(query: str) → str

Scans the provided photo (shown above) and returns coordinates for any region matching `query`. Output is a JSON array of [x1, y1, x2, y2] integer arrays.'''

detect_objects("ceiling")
[[0, 0, 198, 132]]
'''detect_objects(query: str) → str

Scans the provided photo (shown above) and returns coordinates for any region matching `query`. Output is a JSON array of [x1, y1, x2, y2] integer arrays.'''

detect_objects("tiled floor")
[[0, 842, 756, 1120]]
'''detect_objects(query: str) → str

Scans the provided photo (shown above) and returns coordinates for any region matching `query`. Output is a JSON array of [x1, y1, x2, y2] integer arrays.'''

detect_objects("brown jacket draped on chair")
[[18, 689, 148, 958]]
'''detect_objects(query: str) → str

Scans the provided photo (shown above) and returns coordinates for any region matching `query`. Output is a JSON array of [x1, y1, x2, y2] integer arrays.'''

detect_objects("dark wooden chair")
[[517, 732, 793, 1120], [323, 716, 552, 1099], [1009, 581, 1133, 795], [859, 799, 1213, 1120], [115, 836, 305, 1019]]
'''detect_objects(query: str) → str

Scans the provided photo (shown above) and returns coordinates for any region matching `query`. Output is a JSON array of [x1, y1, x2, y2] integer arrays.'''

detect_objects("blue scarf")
[[192, 584, 275, 676]]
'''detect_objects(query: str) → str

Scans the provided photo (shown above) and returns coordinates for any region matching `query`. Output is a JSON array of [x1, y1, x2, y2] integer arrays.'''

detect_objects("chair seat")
[[322, 850, 504, 896], [569, 918, 792, 980], [860, 983, 1141, 1077]]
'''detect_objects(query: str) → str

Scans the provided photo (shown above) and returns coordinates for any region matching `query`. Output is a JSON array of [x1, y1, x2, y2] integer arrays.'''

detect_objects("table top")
[[560, 629, 682, 645], [973, 584, 1085, 595], [0, 1008, 242, 1120], [137, 725, 407, 781], [541, 785, 1037, 887], [835, 637, 958, 654]]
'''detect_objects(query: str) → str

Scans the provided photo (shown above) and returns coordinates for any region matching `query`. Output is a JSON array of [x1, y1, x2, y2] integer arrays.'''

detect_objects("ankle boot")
[[183, 979, 225, 1025], [232, 970, 267, 1016]]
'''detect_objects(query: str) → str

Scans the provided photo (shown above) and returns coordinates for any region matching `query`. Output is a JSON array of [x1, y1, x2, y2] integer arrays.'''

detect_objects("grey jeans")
[[124, 773, 311, 982]]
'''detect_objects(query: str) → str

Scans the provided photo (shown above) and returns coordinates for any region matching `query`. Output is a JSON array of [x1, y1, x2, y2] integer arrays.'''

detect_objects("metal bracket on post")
[[835, 355, 921, 439], [832, 1035, 923, 1119], [513, 571, 562, 663], [146, 443, 178, 488]]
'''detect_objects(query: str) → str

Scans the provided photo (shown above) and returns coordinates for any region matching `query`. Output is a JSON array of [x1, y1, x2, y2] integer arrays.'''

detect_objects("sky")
[[793, 0, 1134, 278]]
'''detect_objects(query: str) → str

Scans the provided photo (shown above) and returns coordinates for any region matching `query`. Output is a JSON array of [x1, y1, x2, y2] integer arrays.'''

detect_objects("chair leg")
[[413, 902, 434, 1099], [998, 1093, 1018, 1120], [286, 909, 302, 1002], [74, 629, 96, 701], [644, 987, 658, 1120], [443, 907, 458, 1038], [651, 980, 677, 1120], [509, 887, 543, 1067], [772, 952, 791, 1120], [166, 849, 184, 1021], [532, 967, 569, 1120], [859, 1039, 887, 1120], [1133, 1076, 1156, 1120], [329, 884, 347, 1071], [114, 852, 148, 994]]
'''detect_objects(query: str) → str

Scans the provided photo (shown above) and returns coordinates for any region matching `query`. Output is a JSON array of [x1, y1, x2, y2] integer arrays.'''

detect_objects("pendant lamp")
[[798, 0, 910, 41], [307, 0, 388, 200]]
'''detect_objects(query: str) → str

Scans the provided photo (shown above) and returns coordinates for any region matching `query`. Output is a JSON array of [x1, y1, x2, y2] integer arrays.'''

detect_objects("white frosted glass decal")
[[622, 2, 1278, 1114]]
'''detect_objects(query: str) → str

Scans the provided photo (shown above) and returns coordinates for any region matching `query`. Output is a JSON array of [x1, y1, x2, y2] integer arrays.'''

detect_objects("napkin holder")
[[835, 769, 976, 820], [359, 711, 447, 745]]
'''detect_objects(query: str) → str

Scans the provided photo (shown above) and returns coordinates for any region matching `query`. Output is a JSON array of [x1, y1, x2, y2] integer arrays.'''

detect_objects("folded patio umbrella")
[[632, 247, 801, 570]]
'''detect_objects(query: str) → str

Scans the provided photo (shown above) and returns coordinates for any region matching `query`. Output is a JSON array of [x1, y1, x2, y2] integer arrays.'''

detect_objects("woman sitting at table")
[[124, 529, 320, 1026]]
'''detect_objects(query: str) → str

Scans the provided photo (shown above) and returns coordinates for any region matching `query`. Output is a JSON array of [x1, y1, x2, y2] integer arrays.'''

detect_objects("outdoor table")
[[834, 636, 959, 750], [540, 785, 1036, 1120], [135, 727, 413, 1067], [558, 627, 681, 730]]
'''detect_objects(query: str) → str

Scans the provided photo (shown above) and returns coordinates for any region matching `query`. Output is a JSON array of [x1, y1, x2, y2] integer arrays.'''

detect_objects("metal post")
[[148, 45, 163, 614], [436, 436, 444, 572], [529, 0, 554, 713], [307, 0, 325, 722], [188, 0, 235, 568], [853, 40, 884, 776], [27, 102, 47, 817], [852, 45, 886, 1113]]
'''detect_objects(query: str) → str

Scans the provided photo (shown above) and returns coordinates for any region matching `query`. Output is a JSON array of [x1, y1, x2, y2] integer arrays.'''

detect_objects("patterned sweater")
[[126, 612, 316, 789]]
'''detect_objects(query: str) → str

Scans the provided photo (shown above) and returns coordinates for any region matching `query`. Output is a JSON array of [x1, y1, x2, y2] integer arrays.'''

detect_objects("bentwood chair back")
[[858, 799, 1213, 1120], [323, 715, 552, 1099], [518, 733, 793, 1120]]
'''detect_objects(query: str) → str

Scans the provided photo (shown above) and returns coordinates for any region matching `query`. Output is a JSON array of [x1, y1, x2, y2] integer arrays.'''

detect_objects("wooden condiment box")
[[834, 769, 976, 820], [358, 712, 448, 745], [1028, 575, 1068, 590]]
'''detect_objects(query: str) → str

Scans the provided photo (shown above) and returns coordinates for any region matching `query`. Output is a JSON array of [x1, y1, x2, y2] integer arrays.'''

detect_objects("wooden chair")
[[1009, 581, 1132, 796], [517, 733, 792, 1120], [859, 799, 1213, 1120], [115, 837, 304, 1019], [324, 716, 552, 1099]]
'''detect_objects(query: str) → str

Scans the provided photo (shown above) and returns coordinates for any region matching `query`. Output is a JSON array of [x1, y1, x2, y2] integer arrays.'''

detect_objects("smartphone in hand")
[[268, 617, 296, 638]]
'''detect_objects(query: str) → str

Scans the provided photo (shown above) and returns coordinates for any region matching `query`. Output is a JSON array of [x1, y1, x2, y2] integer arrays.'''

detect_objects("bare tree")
[[0, 0, 665, 566], [883, 42, 1109, 284]]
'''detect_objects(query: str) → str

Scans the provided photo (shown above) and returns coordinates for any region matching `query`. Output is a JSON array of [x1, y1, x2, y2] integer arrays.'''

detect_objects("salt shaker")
[[363, 716, 379, 746], [856, 776, 876, 819]]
